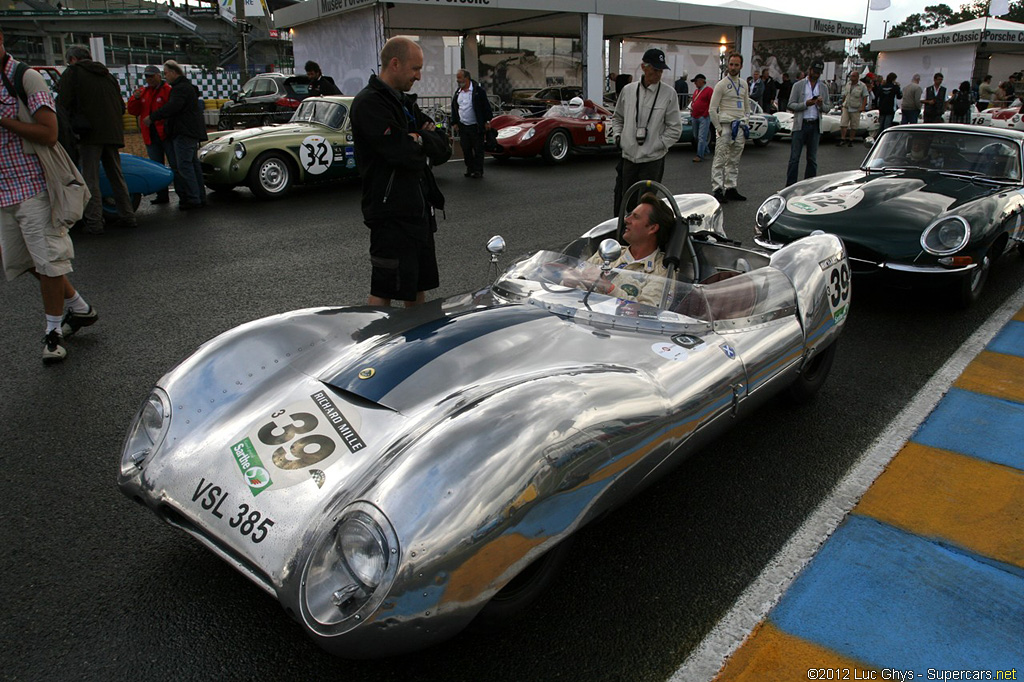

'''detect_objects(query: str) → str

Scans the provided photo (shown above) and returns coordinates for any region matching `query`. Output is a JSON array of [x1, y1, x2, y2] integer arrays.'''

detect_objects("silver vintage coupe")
[[118, 183, 849, 657]]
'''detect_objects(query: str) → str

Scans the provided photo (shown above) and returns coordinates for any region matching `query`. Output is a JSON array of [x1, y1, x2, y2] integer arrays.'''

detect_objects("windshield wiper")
[[938, 170, 1014, 184], [865, 166, 908, 173]]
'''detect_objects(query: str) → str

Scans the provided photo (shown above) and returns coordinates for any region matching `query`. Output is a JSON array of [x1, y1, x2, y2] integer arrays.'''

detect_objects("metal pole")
[[237, 0, 249, 81]]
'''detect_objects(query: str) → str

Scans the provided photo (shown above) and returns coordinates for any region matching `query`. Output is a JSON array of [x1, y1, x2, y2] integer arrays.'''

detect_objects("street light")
[[883, 20, 889, 38]]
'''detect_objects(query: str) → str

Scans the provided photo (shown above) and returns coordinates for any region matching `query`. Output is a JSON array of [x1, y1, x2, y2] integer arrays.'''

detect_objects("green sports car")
[[200, 96, 357, 199]]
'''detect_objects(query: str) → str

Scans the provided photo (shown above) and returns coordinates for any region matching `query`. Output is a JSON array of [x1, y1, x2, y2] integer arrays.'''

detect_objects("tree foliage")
[[885, 0, 1024, 39], [752, 37, 846, 77]]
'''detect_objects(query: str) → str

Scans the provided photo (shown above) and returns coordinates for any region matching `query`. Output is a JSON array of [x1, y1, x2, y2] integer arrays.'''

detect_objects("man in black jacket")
[[305, 60, 342, 97], [60, 44, 136, 233], [145, 60, 208, 210], [352, 37, 450, 307], [450, 69, 492, 179]]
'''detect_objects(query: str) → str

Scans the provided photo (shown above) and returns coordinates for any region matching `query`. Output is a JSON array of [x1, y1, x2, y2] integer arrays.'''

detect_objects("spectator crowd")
[[3, 20, 1024, 365]]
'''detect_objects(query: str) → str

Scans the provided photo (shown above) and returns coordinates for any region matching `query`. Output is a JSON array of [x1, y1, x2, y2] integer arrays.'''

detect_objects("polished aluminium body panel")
[[118, 229, 848, 657]]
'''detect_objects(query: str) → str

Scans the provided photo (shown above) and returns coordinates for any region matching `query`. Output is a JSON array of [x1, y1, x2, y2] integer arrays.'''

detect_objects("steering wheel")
[[615, 180, 700, 285]]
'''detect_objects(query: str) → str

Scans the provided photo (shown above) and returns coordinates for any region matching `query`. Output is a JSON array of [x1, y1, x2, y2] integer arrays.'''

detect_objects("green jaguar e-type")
[[754, 124, 1024, 307], [199, 96, 357, 200]]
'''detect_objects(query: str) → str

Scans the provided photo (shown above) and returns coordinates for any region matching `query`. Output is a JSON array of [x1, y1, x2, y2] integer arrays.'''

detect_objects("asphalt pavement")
[[2, 137, 1023, 682]]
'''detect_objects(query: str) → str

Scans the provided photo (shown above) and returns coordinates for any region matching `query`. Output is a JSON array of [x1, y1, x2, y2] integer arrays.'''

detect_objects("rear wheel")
[[542, 129, 571, 164], [787, 342, 838, 404], [752, 135, 770, 147], [247, 152, 294, 200]]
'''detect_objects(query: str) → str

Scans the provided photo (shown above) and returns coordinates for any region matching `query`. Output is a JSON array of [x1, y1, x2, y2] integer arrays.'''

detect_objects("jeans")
[[901, 109, 919, 124], [79, 143, 134, 230], [694, 115, 710, 159], [613, 156, 666, 216], [878, 113, 895, 133], [145, 138, 170, 201], [458, 123, 485, 176], [167, 136, 205, 206], [786, 119, 820, 186]]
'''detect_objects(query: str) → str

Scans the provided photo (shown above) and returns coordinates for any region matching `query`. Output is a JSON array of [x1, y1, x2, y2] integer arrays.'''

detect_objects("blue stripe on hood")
[[322, 305, 552, 404]]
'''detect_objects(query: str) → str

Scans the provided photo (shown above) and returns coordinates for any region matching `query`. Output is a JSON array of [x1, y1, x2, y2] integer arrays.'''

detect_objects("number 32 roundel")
[[299, 135, 334, 175], [787, 187, 865, 216]]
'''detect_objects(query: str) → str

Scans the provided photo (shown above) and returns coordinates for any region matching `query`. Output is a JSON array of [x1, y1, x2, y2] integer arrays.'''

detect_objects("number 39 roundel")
[[299, 135, 333, 175], [787, 187, 865, 216]]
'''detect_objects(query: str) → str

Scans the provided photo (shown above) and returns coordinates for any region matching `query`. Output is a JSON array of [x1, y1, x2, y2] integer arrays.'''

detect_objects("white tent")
[[870, 18, 1024, 87]]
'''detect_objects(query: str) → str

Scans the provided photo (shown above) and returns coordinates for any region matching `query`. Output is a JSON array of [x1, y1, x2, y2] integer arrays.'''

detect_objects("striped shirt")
[[0, 57, 53, 208]]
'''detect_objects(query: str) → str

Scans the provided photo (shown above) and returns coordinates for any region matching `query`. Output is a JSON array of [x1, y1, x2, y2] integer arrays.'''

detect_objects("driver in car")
[[901, 134, 942, 167], [562, 192, 675, 306]]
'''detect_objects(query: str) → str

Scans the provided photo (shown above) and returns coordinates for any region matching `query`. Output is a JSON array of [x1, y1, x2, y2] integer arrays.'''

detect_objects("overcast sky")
[[727, 0, 959, 41]]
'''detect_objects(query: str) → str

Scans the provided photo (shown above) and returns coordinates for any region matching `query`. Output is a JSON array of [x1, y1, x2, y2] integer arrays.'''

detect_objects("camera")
[[636, 127, 648, 144]]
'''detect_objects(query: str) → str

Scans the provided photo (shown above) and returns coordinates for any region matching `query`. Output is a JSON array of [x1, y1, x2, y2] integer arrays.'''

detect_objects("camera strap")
[[634, 80, 658, 133]]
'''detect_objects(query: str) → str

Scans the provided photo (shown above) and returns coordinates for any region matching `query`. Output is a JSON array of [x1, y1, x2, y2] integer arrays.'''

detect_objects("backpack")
[[951, 90, 971, 116], [2, 59, 79, 165]]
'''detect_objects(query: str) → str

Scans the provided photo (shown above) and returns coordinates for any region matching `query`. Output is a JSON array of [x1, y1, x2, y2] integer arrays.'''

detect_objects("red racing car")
[[488, 98, 614, 164]]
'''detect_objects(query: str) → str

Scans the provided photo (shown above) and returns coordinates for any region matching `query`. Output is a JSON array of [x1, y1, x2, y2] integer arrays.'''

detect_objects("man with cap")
[[609, 48, 682, 216], [689, 73, 712, 162], [126, 66, 172, 204], [709, 52, 751, 203], [785, 60, 831, 186]]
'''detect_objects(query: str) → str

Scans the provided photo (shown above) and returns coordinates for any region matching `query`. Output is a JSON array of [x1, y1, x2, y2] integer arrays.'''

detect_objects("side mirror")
[[486, 235, 506, 279], [486, 235, 506, 256]]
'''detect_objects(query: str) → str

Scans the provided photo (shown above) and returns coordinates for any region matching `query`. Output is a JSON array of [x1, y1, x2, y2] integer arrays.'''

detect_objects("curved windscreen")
[[290, 100, 349, 130], [865, 128, 1022, 179], [492, 250, 797, 331]]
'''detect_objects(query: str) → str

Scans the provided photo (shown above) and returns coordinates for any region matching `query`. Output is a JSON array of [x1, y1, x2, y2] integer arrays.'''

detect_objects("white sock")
[[64, 292, 89, 313], [45, 314, 63, 335]]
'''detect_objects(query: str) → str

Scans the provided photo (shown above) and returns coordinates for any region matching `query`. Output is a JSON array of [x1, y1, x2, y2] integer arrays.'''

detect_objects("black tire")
[[260, 115, 275, 127], [1017, 241, 1024, 257], [102, 193, 142, 214], [206, 183, 234, 193], [752, 135, 770, 147], [542, 129, 571, 164], [217, 118, 231, 131], [473, 538, 575, 626], [956, 248, 992, 308], [786, 342, 838, 404], [247, 152, 295, 200]]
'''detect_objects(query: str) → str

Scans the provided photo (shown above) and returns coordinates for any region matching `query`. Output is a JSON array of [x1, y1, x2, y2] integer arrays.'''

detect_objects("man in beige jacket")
[[709, 53, 750, 203]]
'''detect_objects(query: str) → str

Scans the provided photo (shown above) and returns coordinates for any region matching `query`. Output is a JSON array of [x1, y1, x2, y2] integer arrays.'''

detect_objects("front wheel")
[[955, 249, 991, 308], [542, 129, 571, 164], [787, 342, 838, 404], [752, 135, 770, 147], [247, 152, 294, 200], [473, 538, 575, 627]]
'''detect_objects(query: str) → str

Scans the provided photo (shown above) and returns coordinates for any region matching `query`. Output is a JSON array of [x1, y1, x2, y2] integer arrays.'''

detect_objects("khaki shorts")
[[0, 191, 74, 281], [840, 108, 862, 130]]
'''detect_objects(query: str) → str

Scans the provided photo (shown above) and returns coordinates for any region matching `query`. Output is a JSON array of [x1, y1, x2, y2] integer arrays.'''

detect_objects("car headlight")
[[233, 141, 246, 160], [200, 143, 226, 155], [921, 216, 971, 256], [755, 194, 786, 229], [120, 389, 170, 475], [301, 501, 399, 635], [523, 127, 536, 140]]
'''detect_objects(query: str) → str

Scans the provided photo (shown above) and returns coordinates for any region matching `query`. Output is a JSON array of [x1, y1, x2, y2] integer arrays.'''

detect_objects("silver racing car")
[[118, 183, 850, 657]]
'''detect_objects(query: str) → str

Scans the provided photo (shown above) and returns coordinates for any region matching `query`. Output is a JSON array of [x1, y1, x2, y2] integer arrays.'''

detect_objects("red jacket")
[[690, 85, 712, 118], [126, 81, 172, 144]]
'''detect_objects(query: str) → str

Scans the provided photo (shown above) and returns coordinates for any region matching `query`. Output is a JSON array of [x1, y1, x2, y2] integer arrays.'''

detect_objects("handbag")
[[8, 66, 91, 229]]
